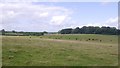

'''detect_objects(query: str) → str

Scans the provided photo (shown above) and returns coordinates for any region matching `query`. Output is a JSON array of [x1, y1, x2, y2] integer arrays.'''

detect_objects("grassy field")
[[2, 34, 118, 66]]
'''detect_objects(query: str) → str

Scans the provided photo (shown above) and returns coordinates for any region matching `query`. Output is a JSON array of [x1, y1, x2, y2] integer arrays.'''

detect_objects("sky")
[[0, 0, 119, 32]]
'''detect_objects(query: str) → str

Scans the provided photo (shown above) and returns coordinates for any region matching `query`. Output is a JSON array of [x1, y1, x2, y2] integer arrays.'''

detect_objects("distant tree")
[[60, 28, 73, 34], [80, 26, 87, 34], [71, 27, 80, 34], [43, 31, 48, 34], [118, 29, 120, 35], [1, 29, 5, 35], [41, 32, 44, 35], [19, 31, 24, 33], [59, 26, 119, 35], [12, 30, 16, 33], [94, 27, 101, 34]]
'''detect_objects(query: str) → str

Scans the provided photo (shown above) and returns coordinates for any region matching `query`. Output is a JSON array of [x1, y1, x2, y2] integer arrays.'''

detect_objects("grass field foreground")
[[2, 34, 118, 66]]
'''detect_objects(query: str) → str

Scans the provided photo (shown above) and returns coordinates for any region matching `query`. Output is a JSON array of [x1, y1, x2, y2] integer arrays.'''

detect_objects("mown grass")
[[2, 34, 118, 66]]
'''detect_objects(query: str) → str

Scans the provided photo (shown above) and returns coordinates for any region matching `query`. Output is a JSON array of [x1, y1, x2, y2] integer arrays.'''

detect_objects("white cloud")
[[39, 12, 49, 17], [50, 15, 67, 25], [1, 1, 117, 31], [105, 17, 118, 28], [0, 2, 72, 31], [106, 17, 118, 24], [84, 23, 109, 27], [84, 17, 118, 29], [85, 23, 101, 27]]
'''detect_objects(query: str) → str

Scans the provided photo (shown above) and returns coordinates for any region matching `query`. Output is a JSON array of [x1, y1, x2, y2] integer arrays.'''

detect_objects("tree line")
[[1, 26, 120, 36], [0, 29, 48, 36], [59, 26, 120, 35]]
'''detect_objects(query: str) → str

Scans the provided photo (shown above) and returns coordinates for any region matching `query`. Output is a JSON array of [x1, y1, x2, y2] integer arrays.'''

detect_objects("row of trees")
[[59, 26, 120, 35], [0, 29, 48, 36], [1, 26, 120, 36]]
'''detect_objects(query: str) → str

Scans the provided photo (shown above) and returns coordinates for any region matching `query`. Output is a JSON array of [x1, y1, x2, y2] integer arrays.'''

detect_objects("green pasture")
[[2, 34, 118, 66], [42, 34, 118, 43]]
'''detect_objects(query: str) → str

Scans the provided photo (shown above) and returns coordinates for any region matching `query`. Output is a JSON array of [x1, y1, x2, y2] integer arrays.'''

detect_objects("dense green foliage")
[[59, 26, 120, 35], [59, 28, 73, 34]]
